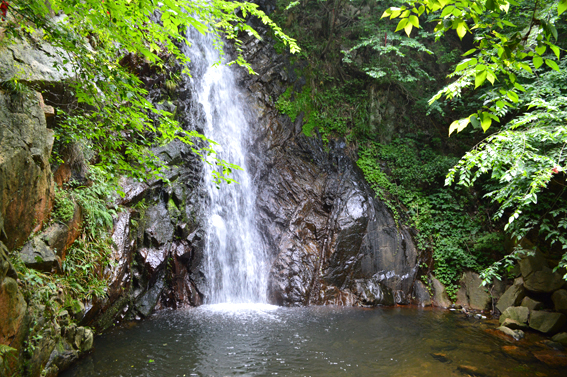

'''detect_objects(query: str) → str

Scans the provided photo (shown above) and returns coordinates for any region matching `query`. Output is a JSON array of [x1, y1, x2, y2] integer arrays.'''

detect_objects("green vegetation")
[[274, 0, 567, 292], [4, 0, 298, 185]]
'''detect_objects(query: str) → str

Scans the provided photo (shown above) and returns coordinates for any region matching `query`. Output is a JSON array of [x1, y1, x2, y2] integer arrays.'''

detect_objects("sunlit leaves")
[[559, 0, 567, 15]]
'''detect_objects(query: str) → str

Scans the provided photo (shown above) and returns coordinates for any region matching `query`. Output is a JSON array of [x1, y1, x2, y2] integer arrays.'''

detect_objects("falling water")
[[183, 30, 268, 304]]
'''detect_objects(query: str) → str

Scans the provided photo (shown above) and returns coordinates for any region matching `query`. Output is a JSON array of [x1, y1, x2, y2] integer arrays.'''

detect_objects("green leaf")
[[480, 112, 492, 131], [381, 9, 392, 18], [404, 22, 414, 37], [448, 118, 471, 136], [395, 18, 409, 32], [475, 70, 487, 88], [549, 44, 561, 59], [441, 6, 454, 17], [533, 55, 544, 69], [486, 71, 496, 85], [545, 59, 560, 71], [409, 15, 420, 28], [535, 45, 547, 55], [456, 21, 467, 39], [559, 0, 567, 16], [506, 91, 519, 103], [463, 48, 477, 56]]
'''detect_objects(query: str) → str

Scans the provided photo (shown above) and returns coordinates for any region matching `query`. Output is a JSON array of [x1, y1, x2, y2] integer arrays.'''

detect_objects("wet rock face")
[[0, 90, 54, 250], [234, 29, 419, 307]]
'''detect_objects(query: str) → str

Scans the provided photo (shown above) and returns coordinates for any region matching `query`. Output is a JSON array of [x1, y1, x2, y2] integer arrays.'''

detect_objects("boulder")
[[496, 277, 525, 313], [552, 332, 567, 346], [354, 277, 394, 306], [499, 306, 530, 327], [412, 280, 432, 306], [496, 326, 524, 341], [520, 296, 544, 311], [20, 237, 58, 272], [520, 249, 564, 293], [552, 289, 567, 315], [529, 311, 567, 334], [461, 271, 491, 310], [429, 275, 452, 308]]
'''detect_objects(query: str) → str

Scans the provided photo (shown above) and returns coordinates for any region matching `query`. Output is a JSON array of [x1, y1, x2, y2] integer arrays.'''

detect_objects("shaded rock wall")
[[0, 90, 54, 250], [231, 24, 419, 306]]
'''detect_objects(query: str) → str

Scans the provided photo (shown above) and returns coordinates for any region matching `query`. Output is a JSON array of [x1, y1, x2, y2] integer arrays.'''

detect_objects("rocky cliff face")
[[228, 24, 419, 306]]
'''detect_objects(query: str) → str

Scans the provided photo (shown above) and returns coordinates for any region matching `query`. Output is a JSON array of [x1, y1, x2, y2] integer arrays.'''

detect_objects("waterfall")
[[183, 30, 268, 304]]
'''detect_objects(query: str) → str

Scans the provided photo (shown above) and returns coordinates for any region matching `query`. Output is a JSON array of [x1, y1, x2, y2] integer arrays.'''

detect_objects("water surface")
[[63, 305, 563, 376]]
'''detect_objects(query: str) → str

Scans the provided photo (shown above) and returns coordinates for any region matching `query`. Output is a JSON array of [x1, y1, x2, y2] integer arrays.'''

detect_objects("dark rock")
[[20, 237, 58, 272], [552, 332, 567, 346], [353, 278, 394, 306], [135, 278, 165, 317], [412, 280, 432, 306], [499, 306, 529, 327], [430, 352, 451, 364], [144, 202, 175, 246], [529, 311, 567, 334], [520, 249, 564, 293], [496, 278, 525, 313], [552, 289, 567, 315], [520, 296, 544, 311], [501, 318, 526, 330]]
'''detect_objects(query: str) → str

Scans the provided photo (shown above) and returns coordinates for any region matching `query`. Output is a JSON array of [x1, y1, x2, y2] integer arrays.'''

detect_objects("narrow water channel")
[[63, 305, 562, 377]]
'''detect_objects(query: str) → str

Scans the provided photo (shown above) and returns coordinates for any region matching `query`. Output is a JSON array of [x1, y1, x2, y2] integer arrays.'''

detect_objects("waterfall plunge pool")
[[62, 305, 563, 376]]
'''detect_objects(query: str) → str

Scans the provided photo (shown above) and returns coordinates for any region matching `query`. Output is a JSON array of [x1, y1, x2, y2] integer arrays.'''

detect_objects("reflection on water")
[[63, 306, 563, 376]]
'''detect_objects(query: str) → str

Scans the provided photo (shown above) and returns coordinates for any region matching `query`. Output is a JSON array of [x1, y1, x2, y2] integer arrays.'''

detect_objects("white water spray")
[[184, 30, 268, 304]]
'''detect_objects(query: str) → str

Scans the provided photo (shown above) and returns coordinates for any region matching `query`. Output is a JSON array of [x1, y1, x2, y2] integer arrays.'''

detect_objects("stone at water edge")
[[499, 306, 530, 327], [501, 318, 527, 330], [496, 277, 525, 314], [462, 271, 492, 311], [429, 275, 452, 308], [528, 311, 567, 334], [412, 280, 432, 307], [520, 296, 544, 311], [552, 332, 567, 346], [552, 289, 567, 315], [497, 326, 525, 340]]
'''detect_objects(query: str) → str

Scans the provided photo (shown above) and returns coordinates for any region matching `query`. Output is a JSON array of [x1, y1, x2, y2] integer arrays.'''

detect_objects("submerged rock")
[[496, 326, 524, 341]]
